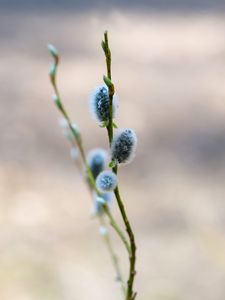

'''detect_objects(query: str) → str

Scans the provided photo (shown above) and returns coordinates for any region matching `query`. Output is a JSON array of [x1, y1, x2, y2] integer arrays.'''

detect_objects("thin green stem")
[[102, 32, 137, 300], [103, 31, 114, 145], [103, 205, 131, 255], [104, 31, 111, 80], [99, 215, 126, 295], [113, 174, 137, 300], [50, 66, 99, 194]]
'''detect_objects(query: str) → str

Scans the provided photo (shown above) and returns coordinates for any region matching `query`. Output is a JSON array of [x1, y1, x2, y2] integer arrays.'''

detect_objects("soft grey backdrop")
[[0, 1, 225, 300]]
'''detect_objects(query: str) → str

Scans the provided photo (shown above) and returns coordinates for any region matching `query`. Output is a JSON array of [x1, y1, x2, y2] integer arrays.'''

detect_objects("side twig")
[[99, 215, 126, 295], [61, 122, 126, 298]]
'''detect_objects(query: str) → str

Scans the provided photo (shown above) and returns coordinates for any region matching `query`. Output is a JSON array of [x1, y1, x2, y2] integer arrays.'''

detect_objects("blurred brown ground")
[[1, 4, 225, 300]]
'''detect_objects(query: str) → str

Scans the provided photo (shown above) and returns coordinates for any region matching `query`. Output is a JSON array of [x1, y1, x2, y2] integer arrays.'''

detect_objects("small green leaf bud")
[[48, 44, 59, 60], [52, 94, 62, 109]]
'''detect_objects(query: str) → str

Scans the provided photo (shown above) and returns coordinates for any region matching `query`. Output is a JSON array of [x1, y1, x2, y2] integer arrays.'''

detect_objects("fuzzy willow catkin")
[[96, 170, 118, 193], [111, 128, 137, 164], [90, 85, 118, 124], [87, 148, 108, 179]]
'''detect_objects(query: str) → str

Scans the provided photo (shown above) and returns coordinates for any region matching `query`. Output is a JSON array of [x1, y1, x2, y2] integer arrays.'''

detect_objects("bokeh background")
[[1, 1, 225, 299]]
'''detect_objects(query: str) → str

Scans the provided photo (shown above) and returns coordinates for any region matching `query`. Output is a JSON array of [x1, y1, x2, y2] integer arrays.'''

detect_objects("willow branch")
[[102, 32, 137, 300]]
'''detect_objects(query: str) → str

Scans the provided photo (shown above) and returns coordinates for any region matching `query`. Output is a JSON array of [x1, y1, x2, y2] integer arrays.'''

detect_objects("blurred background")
[[1, 1, 225, 299]]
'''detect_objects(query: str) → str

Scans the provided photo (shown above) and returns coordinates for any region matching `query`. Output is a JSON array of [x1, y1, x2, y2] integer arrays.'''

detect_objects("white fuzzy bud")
[[99, 226, 108, 236], [87, 148, 108, 179], [111, 128, 137, 164], [89, 85, 118, 124], [96, 170, 117, 193]]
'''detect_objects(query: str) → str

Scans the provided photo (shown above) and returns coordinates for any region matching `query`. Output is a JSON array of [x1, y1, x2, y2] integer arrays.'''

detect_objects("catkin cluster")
[[90, 84, 137, 166], [88, 84, 137, 214], [87, 148, 114, 215]]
